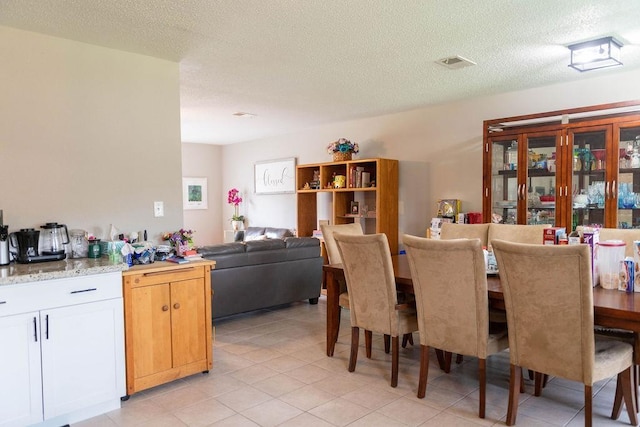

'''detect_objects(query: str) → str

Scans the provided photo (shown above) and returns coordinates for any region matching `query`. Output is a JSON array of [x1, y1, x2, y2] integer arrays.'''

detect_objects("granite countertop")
[[0, 257, 129, 286]]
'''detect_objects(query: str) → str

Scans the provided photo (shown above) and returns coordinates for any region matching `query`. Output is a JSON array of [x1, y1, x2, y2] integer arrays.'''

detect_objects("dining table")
[[323, 254, 640, 357]]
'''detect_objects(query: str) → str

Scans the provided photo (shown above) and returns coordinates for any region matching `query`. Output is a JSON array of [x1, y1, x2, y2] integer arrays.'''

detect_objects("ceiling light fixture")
[[568, 36, 623, 72], [232, 112, 257, 118]]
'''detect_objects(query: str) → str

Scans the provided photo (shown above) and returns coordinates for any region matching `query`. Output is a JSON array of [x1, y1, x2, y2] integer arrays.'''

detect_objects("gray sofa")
[[198, 227, 323, 319]]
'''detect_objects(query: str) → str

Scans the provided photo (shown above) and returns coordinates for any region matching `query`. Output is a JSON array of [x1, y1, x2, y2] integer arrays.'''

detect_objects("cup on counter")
[[88, 239, 102, 258]]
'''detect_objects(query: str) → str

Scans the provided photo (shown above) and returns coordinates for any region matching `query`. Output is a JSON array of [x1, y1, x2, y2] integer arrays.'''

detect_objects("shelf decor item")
[[227, 188, 245, 229], [327, 138, 359, 162], [162, 229, 195, 255]]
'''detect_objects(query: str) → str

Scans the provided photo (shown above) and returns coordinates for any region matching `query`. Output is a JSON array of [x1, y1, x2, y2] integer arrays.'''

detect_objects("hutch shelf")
[[483, 100, 640, 231], [296, 158, 399, 254]]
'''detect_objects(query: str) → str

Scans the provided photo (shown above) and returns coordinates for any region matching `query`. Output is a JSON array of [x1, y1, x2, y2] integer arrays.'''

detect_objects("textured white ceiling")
[[1, 0, 640, 144]]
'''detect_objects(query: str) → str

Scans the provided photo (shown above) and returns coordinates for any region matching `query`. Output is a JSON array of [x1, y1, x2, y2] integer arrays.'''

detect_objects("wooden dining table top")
[[323, 254, 640, 335]]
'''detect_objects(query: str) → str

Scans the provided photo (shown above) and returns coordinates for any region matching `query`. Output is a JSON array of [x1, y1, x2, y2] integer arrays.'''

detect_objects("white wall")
[[0, 26, 182, 243], [218, 68, 640, 247], [182, 143, 222, 245]]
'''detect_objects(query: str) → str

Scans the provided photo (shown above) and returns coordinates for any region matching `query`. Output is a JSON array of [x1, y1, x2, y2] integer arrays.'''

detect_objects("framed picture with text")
[[254, 158, 296, 194]]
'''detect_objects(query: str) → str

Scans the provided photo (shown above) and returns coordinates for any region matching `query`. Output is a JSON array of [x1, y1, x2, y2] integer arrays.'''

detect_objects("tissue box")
[[543, 227, 566, 245], [100, 240, 125, 255]]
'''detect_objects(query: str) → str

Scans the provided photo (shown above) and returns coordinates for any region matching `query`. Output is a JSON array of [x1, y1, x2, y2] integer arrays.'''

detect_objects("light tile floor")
[[76, 296, 635, 426]]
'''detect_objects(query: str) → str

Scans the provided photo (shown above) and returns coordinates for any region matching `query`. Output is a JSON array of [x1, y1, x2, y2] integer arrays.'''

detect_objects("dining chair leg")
[[443, 351, 453, 373], [417, 345, 429, 398], [506, 364, 521, 426], [348, 327, 359, 372], [520, 368, 525, 393], [435, 349, 446, 370], [402, 333, 413, 348], [613, 372, 623, 419], [534, 372, 543, 396], [456, 354, 464, 364], [479, 358, 486, 419], [391, 336, 399, 388], [585, 385, 593, 427], [333, 306, 342, 346], [624, 368, 639, 424], [612, 367, 638, 425], [365, 330, 372, 358], [384, 334, 390, 354]]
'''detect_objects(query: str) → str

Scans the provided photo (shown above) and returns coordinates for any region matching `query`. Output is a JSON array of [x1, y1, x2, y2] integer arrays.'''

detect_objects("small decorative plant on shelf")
[[162, 228, 195, 255], [228, 188, 245, 230], [327, 138, 359, 161]]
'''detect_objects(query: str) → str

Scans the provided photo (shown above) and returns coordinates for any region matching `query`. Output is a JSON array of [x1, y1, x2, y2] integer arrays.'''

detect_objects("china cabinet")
[[121, 261, 214, 396], [296, 158, 399, 254], [0, 272, 125, 427], [483, 101, 640, 230]]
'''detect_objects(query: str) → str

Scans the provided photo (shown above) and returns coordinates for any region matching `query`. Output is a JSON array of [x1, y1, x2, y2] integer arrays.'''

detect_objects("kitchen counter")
[[0, 257, 129, 286]]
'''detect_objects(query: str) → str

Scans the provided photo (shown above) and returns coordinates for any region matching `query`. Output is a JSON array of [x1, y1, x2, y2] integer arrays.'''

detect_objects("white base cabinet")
[[0, 272, 125, 427]]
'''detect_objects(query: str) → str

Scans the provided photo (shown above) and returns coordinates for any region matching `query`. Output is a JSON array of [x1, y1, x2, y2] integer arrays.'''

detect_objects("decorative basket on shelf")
[[333, 151, 352, 162], [328, 138, 359, 162]]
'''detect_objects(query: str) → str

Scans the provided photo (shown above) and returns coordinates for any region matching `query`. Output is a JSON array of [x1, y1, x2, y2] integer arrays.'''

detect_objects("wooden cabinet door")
[[130, 284, 172, 378], [0, 312, 43, 427], [40, 298, 125, 419], [170, 278, 207, 367]]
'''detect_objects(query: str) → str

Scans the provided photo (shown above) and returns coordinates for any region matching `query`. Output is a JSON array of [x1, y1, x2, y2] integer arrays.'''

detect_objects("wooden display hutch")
[[296, 158, 399, 254], [483, 100, 640, 230], [121, 260, 214, 396]]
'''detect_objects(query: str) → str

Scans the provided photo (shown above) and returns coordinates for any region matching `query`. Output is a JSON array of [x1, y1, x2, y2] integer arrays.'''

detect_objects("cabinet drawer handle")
[[162, 305, 169, 311], [33, 317, 38, 342], [0, 301, 6, 305], [70, 288, 97, 294], [173, 303, 180, 309], [143, 267, 196, 277]]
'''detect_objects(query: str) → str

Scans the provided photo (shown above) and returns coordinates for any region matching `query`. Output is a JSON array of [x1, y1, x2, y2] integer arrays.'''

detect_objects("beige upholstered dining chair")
[[403, 234, 508, 418], [440, 222, 490, 247], [492, 240, 637, 427], [320, 223, 363, 345], [334, 233, 418, 387]]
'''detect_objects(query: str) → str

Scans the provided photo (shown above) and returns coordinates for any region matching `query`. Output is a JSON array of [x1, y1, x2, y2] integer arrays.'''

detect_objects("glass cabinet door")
[[524, 132, 560, 226], [490, 133, 560, 225], [568, 127, 608, 229], [616, 122, 640, 228], [490, 137, 520, 224]]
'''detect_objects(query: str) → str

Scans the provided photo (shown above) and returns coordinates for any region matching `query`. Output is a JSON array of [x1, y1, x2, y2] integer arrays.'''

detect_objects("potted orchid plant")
[[228, 188, 245, 230]]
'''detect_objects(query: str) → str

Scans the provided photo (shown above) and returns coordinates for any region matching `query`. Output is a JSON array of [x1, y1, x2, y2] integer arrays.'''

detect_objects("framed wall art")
[[183, 177, 208, 209], [254, 157, 296, 194]]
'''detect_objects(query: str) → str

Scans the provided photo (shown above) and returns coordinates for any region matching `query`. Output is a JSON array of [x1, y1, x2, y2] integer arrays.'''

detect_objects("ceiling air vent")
[[436, 55, 476, 70]]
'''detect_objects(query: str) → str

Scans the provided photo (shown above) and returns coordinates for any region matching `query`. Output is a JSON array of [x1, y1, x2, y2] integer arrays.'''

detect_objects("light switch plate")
[[154, 201, 164, 217]]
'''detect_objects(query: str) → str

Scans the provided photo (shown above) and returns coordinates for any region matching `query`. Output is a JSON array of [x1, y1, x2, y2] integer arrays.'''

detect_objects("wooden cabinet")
[[483, 101, 640, 230], [296, 158, 399, 254], [0, 272, 125, 427], [122, 261, 214, 395]]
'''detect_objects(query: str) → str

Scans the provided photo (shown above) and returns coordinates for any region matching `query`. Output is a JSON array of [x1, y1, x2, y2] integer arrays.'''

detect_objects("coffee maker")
[[10, 228, 67, 263]]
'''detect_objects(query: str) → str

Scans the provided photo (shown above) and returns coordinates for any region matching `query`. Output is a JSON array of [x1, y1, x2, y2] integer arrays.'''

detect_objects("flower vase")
[[232, 220, 244, 231], [333, 151, 352, 162], [176, 243, 190, 256]]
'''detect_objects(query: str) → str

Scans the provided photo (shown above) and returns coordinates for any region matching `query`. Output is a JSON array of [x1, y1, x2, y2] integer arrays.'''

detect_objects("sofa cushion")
[[285, 237, 321, 260], [197, 242, 246, 257], [245, 239, 286, 251], [265, 227, 293, 239], [244, 227, 266, 241]]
